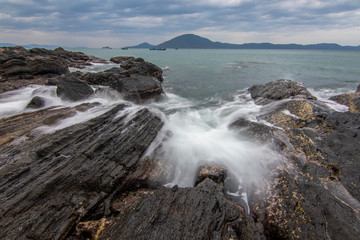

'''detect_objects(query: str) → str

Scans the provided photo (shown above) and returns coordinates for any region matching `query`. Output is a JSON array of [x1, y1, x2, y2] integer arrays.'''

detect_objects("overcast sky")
[[0, 0, 359, 47]]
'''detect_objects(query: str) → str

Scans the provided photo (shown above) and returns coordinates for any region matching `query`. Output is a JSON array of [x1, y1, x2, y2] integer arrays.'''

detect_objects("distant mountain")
[[0, 43, 60, 49], [154, 34, 360, 50], [128, 42, 154, 48], [156, 34, 216, 49]]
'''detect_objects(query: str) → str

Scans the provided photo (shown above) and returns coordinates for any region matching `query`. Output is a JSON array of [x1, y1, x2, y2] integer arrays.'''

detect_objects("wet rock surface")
[[26, 96, 46, 109], [0, 46, 105, 93], [0, 105, 164, 239], [56, 75, 94, 101], [248, 79, 317, 105], [110, 76, 164, 103], [232, 80, 360, 239], [330, 90, 360, 112], [119, 56, 164, 82]]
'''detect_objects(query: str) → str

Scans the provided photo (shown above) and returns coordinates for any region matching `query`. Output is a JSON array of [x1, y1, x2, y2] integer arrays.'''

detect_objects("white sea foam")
[[309, 88, 351, 112], [145, 92, 285, 198], [69, 62, 118, 73]]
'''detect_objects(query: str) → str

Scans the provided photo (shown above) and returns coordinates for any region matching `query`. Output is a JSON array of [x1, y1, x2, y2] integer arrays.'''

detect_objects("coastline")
[[0, 47, 360, 239]]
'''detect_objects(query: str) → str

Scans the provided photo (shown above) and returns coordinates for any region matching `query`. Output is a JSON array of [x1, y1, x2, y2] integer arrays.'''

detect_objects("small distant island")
[[102, 46, 112, 49], [127, 33, 360, 50]]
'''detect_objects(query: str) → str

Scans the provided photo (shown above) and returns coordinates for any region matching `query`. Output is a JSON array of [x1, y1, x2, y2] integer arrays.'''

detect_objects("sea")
[[1, 48, 359, 207]]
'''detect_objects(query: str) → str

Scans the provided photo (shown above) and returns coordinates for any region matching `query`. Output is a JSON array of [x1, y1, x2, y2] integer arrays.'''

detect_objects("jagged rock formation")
[[231, 80, 360, 239], [248, 79, 317, 105], [0, 46, 106, 93], [110, 56, 163, 82], [0, 104, 164, 239]]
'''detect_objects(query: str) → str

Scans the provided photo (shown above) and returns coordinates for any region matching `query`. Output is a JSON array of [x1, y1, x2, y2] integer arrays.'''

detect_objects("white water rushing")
[[0, 80, 351, 208], [146, 92, 284, 190]]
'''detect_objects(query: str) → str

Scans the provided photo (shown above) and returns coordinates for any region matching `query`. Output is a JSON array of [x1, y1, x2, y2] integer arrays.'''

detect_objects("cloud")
[[0, 0, 359, 46]]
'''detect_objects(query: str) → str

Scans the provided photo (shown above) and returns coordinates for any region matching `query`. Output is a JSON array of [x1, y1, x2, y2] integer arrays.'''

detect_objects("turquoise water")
[[69, 48, 360, 100]]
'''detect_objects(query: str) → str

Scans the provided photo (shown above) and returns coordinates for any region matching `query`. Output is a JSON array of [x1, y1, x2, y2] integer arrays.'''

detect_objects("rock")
[[110, 76, 164, 103], [45, 78, 60, 86], [28, 58, 69, 76], [75, 218, 111, 240], [26, 96, 45, 109], [195, 165, 227, 186], [110, 56, 135, 64], [357, 84, 360, 93], [330, 92, 360, 113], [79, 68, 130, 86], [56, 75, 94, 101], [229, 80, 360, 239], [98, 179, 264, 240], [0, 102, 99, 151], [118, 57, 163, 82], [248, 79, 316, 105], [0, 105, 164, 239], [230, 118, 275, 143], [0, 47, 108, 93]]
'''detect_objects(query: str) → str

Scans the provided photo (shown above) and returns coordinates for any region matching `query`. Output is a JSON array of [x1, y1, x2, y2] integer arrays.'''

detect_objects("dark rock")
[[99, 179, 264, 240], [26, 96, 45, 109], [230, 80, 360, 239], [110, 56, 135, 64], [110, 76, 164, 103], [119, 58, 163, 82], [249, 79, 316, 105], [0, 102, 99, 150], [252, 169, 360, 240], [195, 165, 227, 186], [0, 47, 109, 93], [230, 117, 275, 143], [0, 105, 164, 239], [325, 111, 360, 200], [357, 84, 360, 93], [28, 58, 69, 76], [56, 75, 94, 101], [79, 68, 130, 86], [45, 78, 60, 86]]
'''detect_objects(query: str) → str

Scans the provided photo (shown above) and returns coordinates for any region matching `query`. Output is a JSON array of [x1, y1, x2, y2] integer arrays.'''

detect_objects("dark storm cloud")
[[0, 0, 359, 46]]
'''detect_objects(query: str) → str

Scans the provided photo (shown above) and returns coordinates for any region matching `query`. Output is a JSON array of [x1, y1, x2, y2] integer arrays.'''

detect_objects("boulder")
[[110, 76, 164, 103], [110, 56, 135, 64], [56, 75, 94, 101], [195, 165, 227, 186], [26, 96, 45, 109], [116, 57, 163, 82], [248, 79, 316, 105]]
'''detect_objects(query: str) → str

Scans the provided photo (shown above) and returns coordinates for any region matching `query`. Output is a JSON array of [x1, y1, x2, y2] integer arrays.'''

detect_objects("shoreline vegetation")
[[0, 46, 360, 239]]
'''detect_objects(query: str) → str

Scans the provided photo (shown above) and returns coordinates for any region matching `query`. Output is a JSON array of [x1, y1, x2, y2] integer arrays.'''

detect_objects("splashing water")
[[146, 93, 285, 190]]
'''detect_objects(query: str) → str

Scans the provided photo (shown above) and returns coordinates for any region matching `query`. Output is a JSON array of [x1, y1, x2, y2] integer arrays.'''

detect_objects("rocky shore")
[[0, 47, 359, 239]]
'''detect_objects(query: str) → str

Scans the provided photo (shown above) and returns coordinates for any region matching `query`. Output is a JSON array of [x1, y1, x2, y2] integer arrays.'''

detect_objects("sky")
[[0, 0, 359, 47]]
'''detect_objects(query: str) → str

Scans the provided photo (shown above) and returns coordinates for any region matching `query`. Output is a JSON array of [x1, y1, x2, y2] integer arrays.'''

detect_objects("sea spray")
[[145, 92, 286, 202]]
